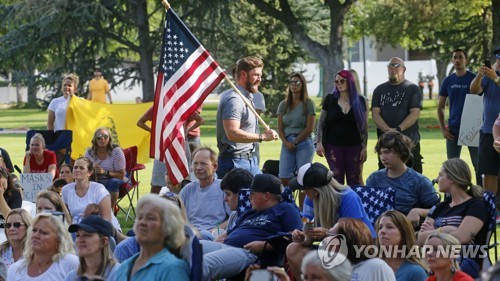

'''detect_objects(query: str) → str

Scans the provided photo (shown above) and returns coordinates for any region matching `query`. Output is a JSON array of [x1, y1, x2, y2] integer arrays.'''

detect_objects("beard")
[[388, 74, 399, 84], [246, 80, 258, 93]]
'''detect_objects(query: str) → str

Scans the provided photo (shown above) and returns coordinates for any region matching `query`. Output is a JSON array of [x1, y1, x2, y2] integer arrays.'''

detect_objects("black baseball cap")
[[494, 46, 500, 55], [68, 215, 113, 238], [289, 163, 332, 191], [250, 174, 282, 195]]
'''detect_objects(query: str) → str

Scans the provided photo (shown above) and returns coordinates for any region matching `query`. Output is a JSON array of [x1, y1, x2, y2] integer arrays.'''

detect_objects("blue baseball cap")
[[68, 215, 113, 238]]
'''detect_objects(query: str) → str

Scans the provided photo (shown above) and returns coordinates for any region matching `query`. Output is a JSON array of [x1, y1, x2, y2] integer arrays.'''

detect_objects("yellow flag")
[[66, 97, 152, 163]]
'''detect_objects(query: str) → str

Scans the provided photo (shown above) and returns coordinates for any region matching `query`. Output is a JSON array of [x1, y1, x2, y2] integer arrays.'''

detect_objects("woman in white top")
[[61, 157, 120, 231], [0, 209, 32, 267], [7, 213, 78, 281], [47, 74, 79, 131]]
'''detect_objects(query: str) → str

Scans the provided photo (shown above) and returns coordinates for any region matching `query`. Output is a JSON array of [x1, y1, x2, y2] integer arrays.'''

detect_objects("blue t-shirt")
[[395, 260, 428, 281], [480, 71, 500, 133], [439, 71, 476, 133], [113, 236, 140, 263], [113, 248, 189, 281], [224, 202, 302, 248], [301, 188, 376, 238], [366, 168, 439, 215]]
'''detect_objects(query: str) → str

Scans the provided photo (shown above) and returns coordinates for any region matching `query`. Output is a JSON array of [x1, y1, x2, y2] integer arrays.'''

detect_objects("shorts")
[[478, 132, 500, 176], [151, 159, 167, 186]]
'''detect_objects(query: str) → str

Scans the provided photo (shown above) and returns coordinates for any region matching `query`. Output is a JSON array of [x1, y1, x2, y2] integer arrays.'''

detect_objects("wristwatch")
[[396, 126, 402, 132], [495, 76, 500, 84]]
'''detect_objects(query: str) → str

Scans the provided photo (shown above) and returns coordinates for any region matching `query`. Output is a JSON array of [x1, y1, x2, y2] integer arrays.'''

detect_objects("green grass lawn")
[[1, 99, 498, 262]]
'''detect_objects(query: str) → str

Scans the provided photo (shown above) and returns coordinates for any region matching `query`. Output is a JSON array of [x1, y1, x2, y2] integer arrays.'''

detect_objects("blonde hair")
[[30, 133, 46, 148], [134, 194, 186, 251], [312, 173, 347, 228], [425, 232, 461, 274], [36, 190, 72, 225], [442, 158, 482, 198], [0, 209, 32, 253], [63, 73, 79, 89], [76, 233, 116, 277], [23, 213, 75, 265]]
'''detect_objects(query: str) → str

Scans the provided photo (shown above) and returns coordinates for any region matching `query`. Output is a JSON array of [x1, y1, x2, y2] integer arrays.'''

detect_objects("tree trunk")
[[492, 0, 500, 54], [135, 0, 155, 102]]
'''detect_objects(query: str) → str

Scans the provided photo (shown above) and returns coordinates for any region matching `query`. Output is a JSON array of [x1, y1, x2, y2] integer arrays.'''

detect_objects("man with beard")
[[437, 49, 480, 184], [372, 57, 424, 173], [216, 56, 278, 178]]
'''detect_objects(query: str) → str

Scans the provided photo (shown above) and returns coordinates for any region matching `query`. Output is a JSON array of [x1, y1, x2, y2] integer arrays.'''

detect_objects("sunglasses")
[[96, 134, 109, 140], [334, 79, 346, 85], [289, 80, 302, 85], [387, 63, 402, 68], [6, 222, 25, 229], [162, 192, 182, 209]]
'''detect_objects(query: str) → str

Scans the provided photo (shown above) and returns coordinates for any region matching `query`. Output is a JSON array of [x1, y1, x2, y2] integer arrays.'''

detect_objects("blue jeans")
[[201, 240, 258, 280], [217, 155, 262, 179], [98, 178, 125, 193], [446, 137, 481, 185], [279, 135, 314, 179]]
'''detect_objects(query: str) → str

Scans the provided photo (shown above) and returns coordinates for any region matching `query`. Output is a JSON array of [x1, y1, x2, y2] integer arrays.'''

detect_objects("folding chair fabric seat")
[[116, 146, 145, 221], [352, 186, 396, 227]]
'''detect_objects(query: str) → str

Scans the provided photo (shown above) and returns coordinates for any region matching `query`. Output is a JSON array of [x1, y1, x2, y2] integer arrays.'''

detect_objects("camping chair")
[[352, 186, 396, 228], [481, 191, 498, 268], [25, 130, 73, 168], [116, 146, 145, 221]]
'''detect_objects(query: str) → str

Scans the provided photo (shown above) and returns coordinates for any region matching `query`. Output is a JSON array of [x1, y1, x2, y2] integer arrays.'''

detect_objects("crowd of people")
[[0, 48, 497, 281]]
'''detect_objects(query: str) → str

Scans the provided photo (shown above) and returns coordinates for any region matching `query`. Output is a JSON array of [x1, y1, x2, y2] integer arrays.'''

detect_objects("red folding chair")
[[116, 146, 145, 221]]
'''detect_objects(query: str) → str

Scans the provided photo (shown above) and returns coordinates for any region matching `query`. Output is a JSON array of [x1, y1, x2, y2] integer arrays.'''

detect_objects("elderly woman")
[[0, 169, 22, 243], [23, 133, 57, 179], [114, 194, 189, 280], [47, 74, 79, 131], [301, 250, 352, 281], [424, 232, 473, 281], [35, 191, 72, 225], [277, 73, 316, 186], [0, 209, 32, 266], [84, 127, 126, 208], [6, 213, 78, 280], [65, 215, 118, 281], [62, 157, 120, 231]]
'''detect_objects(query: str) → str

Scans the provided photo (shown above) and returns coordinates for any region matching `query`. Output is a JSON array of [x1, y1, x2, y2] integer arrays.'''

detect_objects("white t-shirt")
[[47, 96, 70, 131], [62, 181, 121, 230], [7, 254, 79, 281], [351, 258, 396, 281]]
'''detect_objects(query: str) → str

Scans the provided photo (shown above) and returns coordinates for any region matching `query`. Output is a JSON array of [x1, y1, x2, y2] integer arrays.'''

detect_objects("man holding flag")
[[216, 56, 279, 179]]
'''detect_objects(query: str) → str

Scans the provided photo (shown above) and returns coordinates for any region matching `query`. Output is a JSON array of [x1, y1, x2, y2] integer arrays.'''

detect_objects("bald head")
[[387, 57, 406, 84]]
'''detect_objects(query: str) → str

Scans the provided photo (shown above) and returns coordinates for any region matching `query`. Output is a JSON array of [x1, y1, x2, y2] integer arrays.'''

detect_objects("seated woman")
[[35, 190, 72, 225], [286, 162, 375, 279], [0, 169, 23, 243], [7, 213, 78, 280], [328, 218, 395, 281], [58, 164, 74, 184], [61, 157, 121, 231], [301, 250, 352, 281], [84, 127, 126, 208], [424, 232, 473, 281], [0, 209, 32, 267], [0, 148, 14, 173], [418, 158, 488, 279], [114, 194, 189, 280], [23, 133, 57, 179], [376, 210, 428, 281], [66, 215, 119, 281]]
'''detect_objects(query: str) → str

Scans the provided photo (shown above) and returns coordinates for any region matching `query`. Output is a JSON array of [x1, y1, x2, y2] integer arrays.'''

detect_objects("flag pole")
[[161, 0, 269, 131]]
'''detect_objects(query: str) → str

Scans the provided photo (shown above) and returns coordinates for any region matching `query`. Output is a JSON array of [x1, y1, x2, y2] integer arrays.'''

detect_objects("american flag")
[[151, 8, 226, 185]]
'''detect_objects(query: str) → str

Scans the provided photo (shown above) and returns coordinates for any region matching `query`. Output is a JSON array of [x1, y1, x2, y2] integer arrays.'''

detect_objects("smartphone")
[[485, 59, 492, 68], [249, 269, 273, 281]]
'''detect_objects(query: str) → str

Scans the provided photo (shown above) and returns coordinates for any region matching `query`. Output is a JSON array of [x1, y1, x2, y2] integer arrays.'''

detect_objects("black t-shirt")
[[322, 94, 365, 146], [371, 80, 422, 142]]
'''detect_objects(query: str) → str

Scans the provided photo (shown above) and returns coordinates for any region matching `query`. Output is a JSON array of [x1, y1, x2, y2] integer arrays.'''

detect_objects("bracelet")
[[105, 170, 110, 176], [258, 134, 263, 143]]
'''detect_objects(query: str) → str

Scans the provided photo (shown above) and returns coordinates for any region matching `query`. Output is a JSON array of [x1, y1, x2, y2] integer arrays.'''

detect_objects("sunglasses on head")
[[96, 134, 109, 140], [387, 63, 402, 68], [334, 79, 346, 85], [6, 222, 25, 228]]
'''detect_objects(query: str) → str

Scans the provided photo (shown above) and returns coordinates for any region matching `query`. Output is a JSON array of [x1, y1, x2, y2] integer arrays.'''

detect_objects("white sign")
[[20, 173, 53, 202], [458, 94, 483, 147]]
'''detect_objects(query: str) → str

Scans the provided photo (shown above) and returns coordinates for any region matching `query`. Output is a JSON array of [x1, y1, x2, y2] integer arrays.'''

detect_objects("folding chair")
[[482, 191, 498, 268], [116, 146, 145, 221], [352, 186, 396, 228], [25, 130, 73, 168]]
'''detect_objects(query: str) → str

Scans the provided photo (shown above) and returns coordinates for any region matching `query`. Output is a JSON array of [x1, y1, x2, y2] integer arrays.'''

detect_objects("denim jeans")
[[216, 155, 262, 179], [200, 240, 258, 280], [279, 135, 315, 179], [98, 177, 125, 193], [446, 138, 481, 185]]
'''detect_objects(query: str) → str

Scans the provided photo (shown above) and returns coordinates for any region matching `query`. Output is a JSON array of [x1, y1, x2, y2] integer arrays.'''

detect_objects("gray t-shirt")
[[179, 179, 230, 230], [277, 99, 316, 136], [216, 86, 259, 155], [253, 92, 266, 113], [371, 80, 422, 142]]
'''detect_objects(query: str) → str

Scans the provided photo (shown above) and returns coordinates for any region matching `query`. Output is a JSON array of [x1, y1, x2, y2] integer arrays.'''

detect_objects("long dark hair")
[[284, 72, 310, 115], [0, 168, 14, 200], [331, 70, 366, 133]]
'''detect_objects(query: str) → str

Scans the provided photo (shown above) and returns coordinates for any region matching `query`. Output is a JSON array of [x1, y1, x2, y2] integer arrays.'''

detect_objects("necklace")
[[34, 259, 53, 274], [339, 98, 350, 114]]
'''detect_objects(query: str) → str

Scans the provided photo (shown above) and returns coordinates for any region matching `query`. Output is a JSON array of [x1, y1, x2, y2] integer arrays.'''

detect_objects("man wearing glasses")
[[372, 57, 424, 173], [470, 47, 500, 195]]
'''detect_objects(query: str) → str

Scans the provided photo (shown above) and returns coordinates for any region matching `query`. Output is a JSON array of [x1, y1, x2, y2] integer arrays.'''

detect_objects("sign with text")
[[20, 173, 53, 202], [458, 95, 483, 147]]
